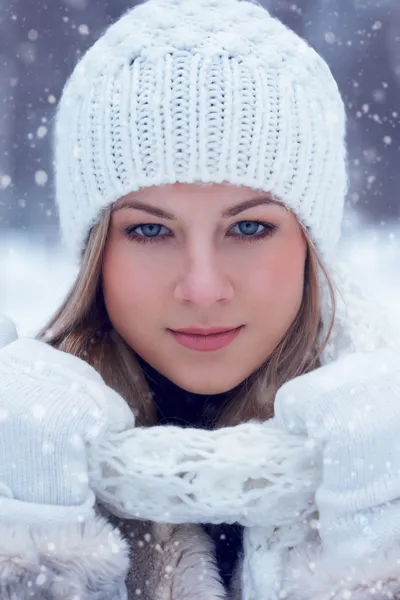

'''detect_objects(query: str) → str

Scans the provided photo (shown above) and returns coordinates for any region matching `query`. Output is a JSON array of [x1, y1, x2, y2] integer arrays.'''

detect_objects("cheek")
[[102, 244, 163, 319], [273, 251, 304, 300], [247, 244, 306, 317]]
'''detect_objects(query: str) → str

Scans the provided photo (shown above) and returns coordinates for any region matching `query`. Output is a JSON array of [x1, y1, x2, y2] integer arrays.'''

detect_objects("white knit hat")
[[54, 0, 347, 262]]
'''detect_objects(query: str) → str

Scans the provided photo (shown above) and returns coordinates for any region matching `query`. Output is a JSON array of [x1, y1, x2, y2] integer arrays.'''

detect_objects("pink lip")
[[168, 326, 243, 352]]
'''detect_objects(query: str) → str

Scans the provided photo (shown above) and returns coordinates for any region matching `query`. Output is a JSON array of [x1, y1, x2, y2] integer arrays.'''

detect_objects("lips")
[[172, 326, 240, 335], [168, 326, 243, 352]]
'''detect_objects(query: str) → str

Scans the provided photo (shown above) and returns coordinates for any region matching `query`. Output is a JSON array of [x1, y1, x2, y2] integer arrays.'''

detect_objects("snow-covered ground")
[[1, 220, 399, 338]]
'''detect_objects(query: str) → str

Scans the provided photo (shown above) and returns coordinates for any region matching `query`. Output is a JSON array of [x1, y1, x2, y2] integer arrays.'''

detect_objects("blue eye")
[[231, 221, 266, 236], [124, 220, 276, 244], [228, 221, 276, 242], [124, 224, 170, 242]]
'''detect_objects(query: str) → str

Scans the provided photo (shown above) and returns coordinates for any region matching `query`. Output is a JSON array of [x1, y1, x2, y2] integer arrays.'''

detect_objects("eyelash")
[[123, 221, 277, 245]]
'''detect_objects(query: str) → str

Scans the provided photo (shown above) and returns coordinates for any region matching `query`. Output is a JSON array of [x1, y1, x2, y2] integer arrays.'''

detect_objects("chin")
[[186, 383, 232, 395], [172, 372, 243, 395]]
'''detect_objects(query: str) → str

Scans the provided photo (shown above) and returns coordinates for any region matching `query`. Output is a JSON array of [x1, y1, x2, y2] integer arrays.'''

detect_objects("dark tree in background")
[[1, 0, 399, 245]]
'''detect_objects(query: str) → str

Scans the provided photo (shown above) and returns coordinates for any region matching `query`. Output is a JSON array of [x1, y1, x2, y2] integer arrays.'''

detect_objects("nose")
[[174, 245, 234, 308]]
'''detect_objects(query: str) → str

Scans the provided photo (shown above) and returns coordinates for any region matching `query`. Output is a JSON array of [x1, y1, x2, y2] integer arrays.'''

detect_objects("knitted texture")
[[89, 420, 320, 527], [54, 0, 347, 261], [274, 348, 400, 559], [0, 338, 135, 523]]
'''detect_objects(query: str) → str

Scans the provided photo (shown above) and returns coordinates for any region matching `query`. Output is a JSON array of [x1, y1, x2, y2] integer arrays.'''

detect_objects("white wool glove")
[[0, 319, 135, 526], [273, 348, 400, 560]]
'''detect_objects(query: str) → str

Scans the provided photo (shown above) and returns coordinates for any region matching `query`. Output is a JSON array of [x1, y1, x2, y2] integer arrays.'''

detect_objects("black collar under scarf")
[[136, 354, 244, 590], [136, 354, 239, 429]]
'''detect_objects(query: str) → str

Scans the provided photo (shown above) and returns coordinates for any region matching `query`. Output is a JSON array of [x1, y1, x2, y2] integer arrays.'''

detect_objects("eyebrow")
[[113, 195, 278, 220]]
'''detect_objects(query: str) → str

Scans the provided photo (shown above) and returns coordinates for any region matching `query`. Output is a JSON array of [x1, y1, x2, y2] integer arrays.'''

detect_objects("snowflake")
[[372, 21, 382, 31], [0, 175, 11, 189], [36, 573, 47, 586], [35, 170, 48, 186], [78, 24, 89, 36], [31, 404, 46, 420], [324, 32, 336, 44], [28, 29, 38, 41], [42, 441, 55, 454], [373, 89, 385, 103], [37, 126, 48, 138]]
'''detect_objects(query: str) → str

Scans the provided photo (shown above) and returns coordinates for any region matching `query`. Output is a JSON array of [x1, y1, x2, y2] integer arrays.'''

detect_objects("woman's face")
[[103, 183, 307, 394]]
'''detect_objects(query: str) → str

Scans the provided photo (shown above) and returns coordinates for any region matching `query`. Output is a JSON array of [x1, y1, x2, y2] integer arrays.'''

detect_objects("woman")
[[0, 0, 400, 598]]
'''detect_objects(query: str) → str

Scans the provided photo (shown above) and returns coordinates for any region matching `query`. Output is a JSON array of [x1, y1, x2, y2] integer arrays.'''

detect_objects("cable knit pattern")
[[55, 0, 347, 261]]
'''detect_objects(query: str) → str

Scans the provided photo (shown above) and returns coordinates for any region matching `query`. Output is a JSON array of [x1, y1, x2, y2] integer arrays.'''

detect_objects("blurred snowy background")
[[0, 0, 399, 336]]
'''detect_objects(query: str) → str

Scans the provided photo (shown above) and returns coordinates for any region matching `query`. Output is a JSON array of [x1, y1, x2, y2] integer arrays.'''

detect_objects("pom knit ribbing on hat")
[[54, 0, 347, 260]]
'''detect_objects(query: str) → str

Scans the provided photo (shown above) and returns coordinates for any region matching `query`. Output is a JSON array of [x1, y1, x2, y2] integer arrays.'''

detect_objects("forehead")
[[113, 182, 286, 211]]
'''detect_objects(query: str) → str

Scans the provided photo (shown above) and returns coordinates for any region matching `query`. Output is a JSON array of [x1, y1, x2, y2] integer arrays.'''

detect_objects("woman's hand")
[[0, 316, 133, 598], [0, 328, 135, 524], [273, 348, 400, 559]]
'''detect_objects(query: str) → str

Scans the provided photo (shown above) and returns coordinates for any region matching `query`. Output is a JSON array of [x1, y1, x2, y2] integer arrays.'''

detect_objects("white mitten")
[[0, 336, 135, 523], [0, 327, 133, 598], [273, 348, 400, 560]]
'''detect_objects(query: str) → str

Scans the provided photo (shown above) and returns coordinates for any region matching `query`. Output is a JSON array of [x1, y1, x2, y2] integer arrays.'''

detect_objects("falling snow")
[[0, 4, 400, 594], [0, 175, 11, 190], [31, 404, 46, 420], [35, 170, 48, 186], [28, 29, 39, 41], [78, 24, 90, 35], [324, 32, 336, 44], [37, 126, 48, 138]]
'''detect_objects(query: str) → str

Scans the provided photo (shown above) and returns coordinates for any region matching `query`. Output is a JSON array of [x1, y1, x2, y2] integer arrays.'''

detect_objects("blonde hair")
[[38, 206, 336, 428]]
